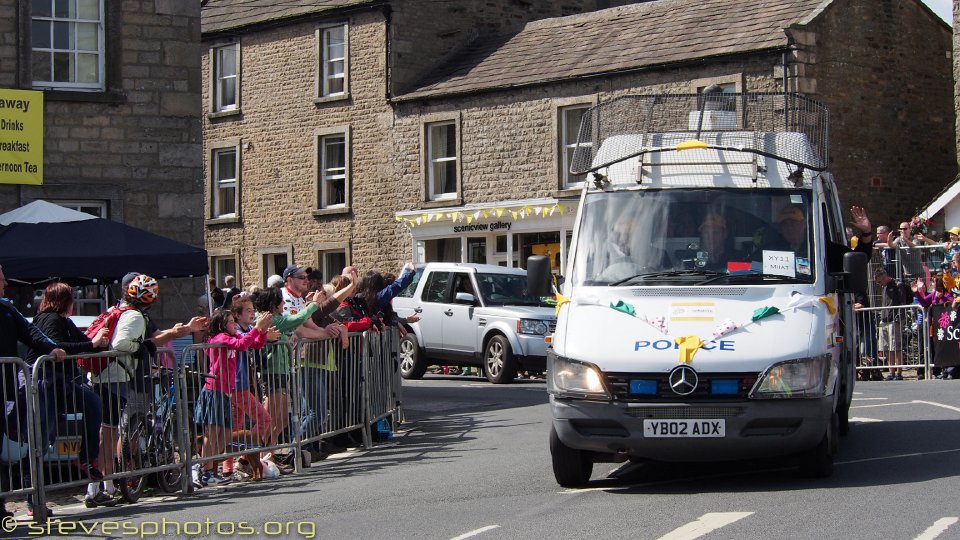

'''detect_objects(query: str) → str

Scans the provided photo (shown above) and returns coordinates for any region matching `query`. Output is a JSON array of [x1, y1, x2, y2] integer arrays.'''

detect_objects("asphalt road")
[[3, 375, 960, 539]]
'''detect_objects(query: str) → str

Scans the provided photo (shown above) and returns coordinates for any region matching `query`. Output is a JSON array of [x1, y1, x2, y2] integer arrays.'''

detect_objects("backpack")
[[78, 305, 136, 375]]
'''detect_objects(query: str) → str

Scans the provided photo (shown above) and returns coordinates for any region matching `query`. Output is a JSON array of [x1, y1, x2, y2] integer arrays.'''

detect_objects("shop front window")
[[423, 238, 461, 262], [517, 231, 561, 270], [467, 238, 486, 264]]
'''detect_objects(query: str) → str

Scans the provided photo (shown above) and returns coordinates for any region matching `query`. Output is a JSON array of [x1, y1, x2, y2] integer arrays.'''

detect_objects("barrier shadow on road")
[[401, 380, 549, 421], [579, 419, 960, 495]]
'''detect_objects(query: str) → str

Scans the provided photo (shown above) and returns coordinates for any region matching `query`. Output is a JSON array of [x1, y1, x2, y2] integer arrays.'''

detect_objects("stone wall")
[[390, 56, 782, 262], [203, 10, 398, 284], [809, 0, 956, 228], [0, 0, 204, 327], [202, 0, 957, 276]]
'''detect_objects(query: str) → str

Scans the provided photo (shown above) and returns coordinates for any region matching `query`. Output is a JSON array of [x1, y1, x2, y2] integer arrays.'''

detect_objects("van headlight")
[[548, 354, 610, 399], [749, 354, 836, 399], [518, 319, 550, 335]]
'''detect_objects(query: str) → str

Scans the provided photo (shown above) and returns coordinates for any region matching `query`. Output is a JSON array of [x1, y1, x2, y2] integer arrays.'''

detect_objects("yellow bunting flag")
[[675, 336, 704, 365], [466, 215, 473, 224], [554, 292, 571, 316], [818, 294, 837, 315], [496, 209, 504, 218]]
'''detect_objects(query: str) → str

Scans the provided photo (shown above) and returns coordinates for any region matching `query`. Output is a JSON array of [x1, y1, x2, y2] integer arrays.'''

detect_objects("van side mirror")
[[838, 252, 868, 294], [527, 256, 552, 296]]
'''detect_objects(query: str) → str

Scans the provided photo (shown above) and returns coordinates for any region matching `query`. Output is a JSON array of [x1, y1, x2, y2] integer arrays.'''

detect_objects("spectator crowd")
[[856, 216, 960, 381], [0, 260, 418, 518]]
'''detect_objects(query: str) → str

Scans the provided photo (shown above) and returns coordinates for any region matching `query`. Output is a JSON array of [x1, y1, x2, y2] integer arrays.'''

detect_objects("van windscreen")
[[573, 188, 815, 286]]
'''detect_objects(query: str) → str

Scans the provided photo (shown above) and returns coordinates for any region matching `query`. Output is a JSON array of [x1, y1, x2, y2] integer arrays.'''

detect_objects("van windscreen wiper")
[[610, 270, 728, 286]]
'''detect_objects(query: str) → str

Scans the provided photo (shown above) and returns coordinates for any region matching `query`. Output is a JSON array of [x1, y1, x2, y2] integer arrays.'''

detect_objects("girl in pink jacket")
[[192, 309, 277, 487]]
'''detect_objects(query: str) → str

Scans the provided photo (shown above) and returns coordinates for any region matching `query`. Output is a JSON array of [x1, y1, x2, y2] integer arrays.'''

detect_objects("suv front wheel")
[[399, 333, 428, 379], [484, 335, 518, 384]]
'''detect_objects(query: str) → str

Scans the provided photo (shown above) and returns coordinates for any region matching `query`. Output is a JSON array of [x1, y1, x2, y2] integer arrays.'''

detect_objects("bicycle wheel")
[[118, 414, 148, 503], [153, 421, 183, 493]]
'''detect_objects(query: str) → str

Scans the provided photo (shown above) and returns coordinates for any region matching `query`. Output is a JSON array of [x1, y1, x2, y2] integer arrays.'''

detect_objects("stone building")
[[0, 1, 204, 326], [200, 0, 633, 284], [202, 0, 954, 280]]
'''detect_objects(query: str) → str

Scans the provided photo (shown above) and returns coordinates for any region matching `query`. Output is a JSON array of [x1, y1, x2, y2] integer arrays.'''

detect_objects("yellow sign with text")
[[0, 89, 43, 185]]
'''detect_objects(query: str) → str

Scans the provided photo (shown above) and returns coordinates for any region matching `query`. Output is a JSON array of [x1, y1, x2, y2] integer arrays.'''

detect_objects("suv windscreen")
[[475, 273, 552, 307], [572, 188, 815, 286]]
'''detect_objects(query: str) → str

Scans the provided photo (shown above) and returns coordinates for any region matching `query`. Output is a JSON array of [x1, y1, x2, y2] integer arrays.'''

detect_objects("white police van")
[[527, 92, 868, 486]]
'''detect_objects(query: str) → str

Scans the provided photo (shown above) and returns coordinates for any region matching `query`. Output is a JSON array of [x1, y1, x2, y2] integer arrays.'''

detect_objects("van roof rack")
[[570, 92, 829, 175]]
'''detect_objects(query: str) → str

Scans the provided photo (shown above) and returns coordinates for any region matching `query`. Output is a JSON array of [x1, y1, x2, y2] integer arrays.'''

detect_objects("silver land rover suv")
[[392, 263, 556, 384]]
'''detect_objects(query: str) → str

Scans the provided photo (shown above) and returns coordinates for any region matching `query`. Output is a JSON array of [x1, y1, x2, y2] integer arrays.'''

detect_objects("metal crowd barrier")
[[854, 304, 930, 379], [868, 243, 948, 302], [27, 348, 188, 520], [295, 332, 369, 473], [180, 340, 301, 490], [364, 328, 403, 435], [4, 328, 401, 522], [0, 358, 41, 518]]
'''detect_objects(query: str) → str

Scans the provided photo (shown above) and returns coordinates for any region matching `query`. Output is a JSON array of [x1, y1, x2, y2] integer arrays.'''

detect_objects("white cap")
[[266, 274, 284, 288]]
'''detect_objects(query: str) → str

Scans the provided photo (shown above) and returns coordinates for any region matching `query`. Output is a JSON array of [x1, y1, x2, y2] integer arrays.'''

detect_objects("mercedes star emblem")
[[668, 365, 699, 396]]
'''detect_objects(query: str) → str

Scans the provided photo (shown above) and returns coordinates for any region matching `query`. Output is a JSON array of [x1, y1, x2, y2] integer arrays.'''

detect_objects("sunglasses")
[[291, 275, 308, 280]]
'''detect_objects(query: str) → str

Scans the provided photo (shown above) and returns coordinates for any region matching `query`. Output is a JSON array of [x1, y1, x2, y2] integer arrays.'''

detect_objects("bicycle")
[[116, 366, 201, 502]]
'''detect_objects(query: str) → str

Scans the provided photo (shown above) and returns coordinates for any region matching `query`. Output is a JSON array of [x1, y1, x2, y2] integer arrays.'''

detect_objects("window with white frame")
[[319, 250, 347, 281], [212, 256, 237, 288], [213, 43, 239, 112], [320, 24, 346, 97], [262, 252, 288, 285], [54, 199, 107, 218], [427, 121, 458, 200], [212, 147, 238, 218], [697, 82, 738, 111], [560, 105, 590, 188], [319, 133, 347, 208], [31, 0, 104, 90]]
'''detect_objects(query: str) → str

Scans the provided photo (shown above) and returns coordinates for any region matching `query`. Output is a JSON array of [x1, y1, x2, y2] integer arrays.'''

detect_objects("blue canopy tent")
[[0, 200, 207, 285]]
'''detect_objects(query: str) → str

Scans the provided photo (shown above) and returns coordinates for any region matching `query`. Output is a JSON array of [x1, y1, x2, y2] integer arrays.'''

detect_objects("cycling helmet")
[[126, 274, 159, 305]]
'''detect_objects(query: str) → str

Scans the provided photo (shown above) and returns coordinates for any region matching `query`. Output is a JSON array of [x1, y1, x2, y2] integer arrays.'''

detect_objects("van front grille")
[[604, 371, 759, 401], [623, 406, 745, 419]]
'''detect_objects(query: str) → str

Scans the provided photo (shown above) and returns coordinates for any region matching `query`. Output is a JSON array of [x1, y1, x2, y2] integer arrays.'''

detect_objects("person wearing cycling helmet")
[[86, 273, 158, 507]]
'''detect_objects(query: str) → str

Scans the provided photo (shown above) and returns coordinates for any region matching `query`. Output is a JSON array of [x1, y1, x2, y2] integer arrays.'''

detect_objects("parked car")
[[392, 263, 556, 383]]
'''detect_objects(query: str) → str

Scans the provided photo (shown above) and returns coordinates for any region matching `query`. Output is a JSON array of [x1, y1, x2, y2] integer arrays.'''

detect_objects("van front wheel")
[[484, 335, 518, 384], [550, 425, 592, 487]]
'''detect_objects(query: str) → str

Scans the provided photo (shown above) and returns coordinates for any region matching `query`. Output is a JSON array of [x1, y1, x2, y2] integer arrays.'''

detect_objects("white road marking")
[[851, 400, 960, 415], [913, 400, 960, 415], [837, 447, 960, 465], [914, 517, 959, 540], [849, 417, 883, 423], [851, 397, 888, 401], [851, 401, 915, 409], [657, 512, 754, 540], [450, 525, 500, 540]]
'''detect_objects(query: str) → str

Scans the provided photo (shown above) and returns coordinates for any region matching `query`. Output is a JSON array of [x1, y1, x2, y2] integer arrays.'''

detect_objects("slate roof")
[[396, 0, 833, 101], [202, 0, 378, 35]]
